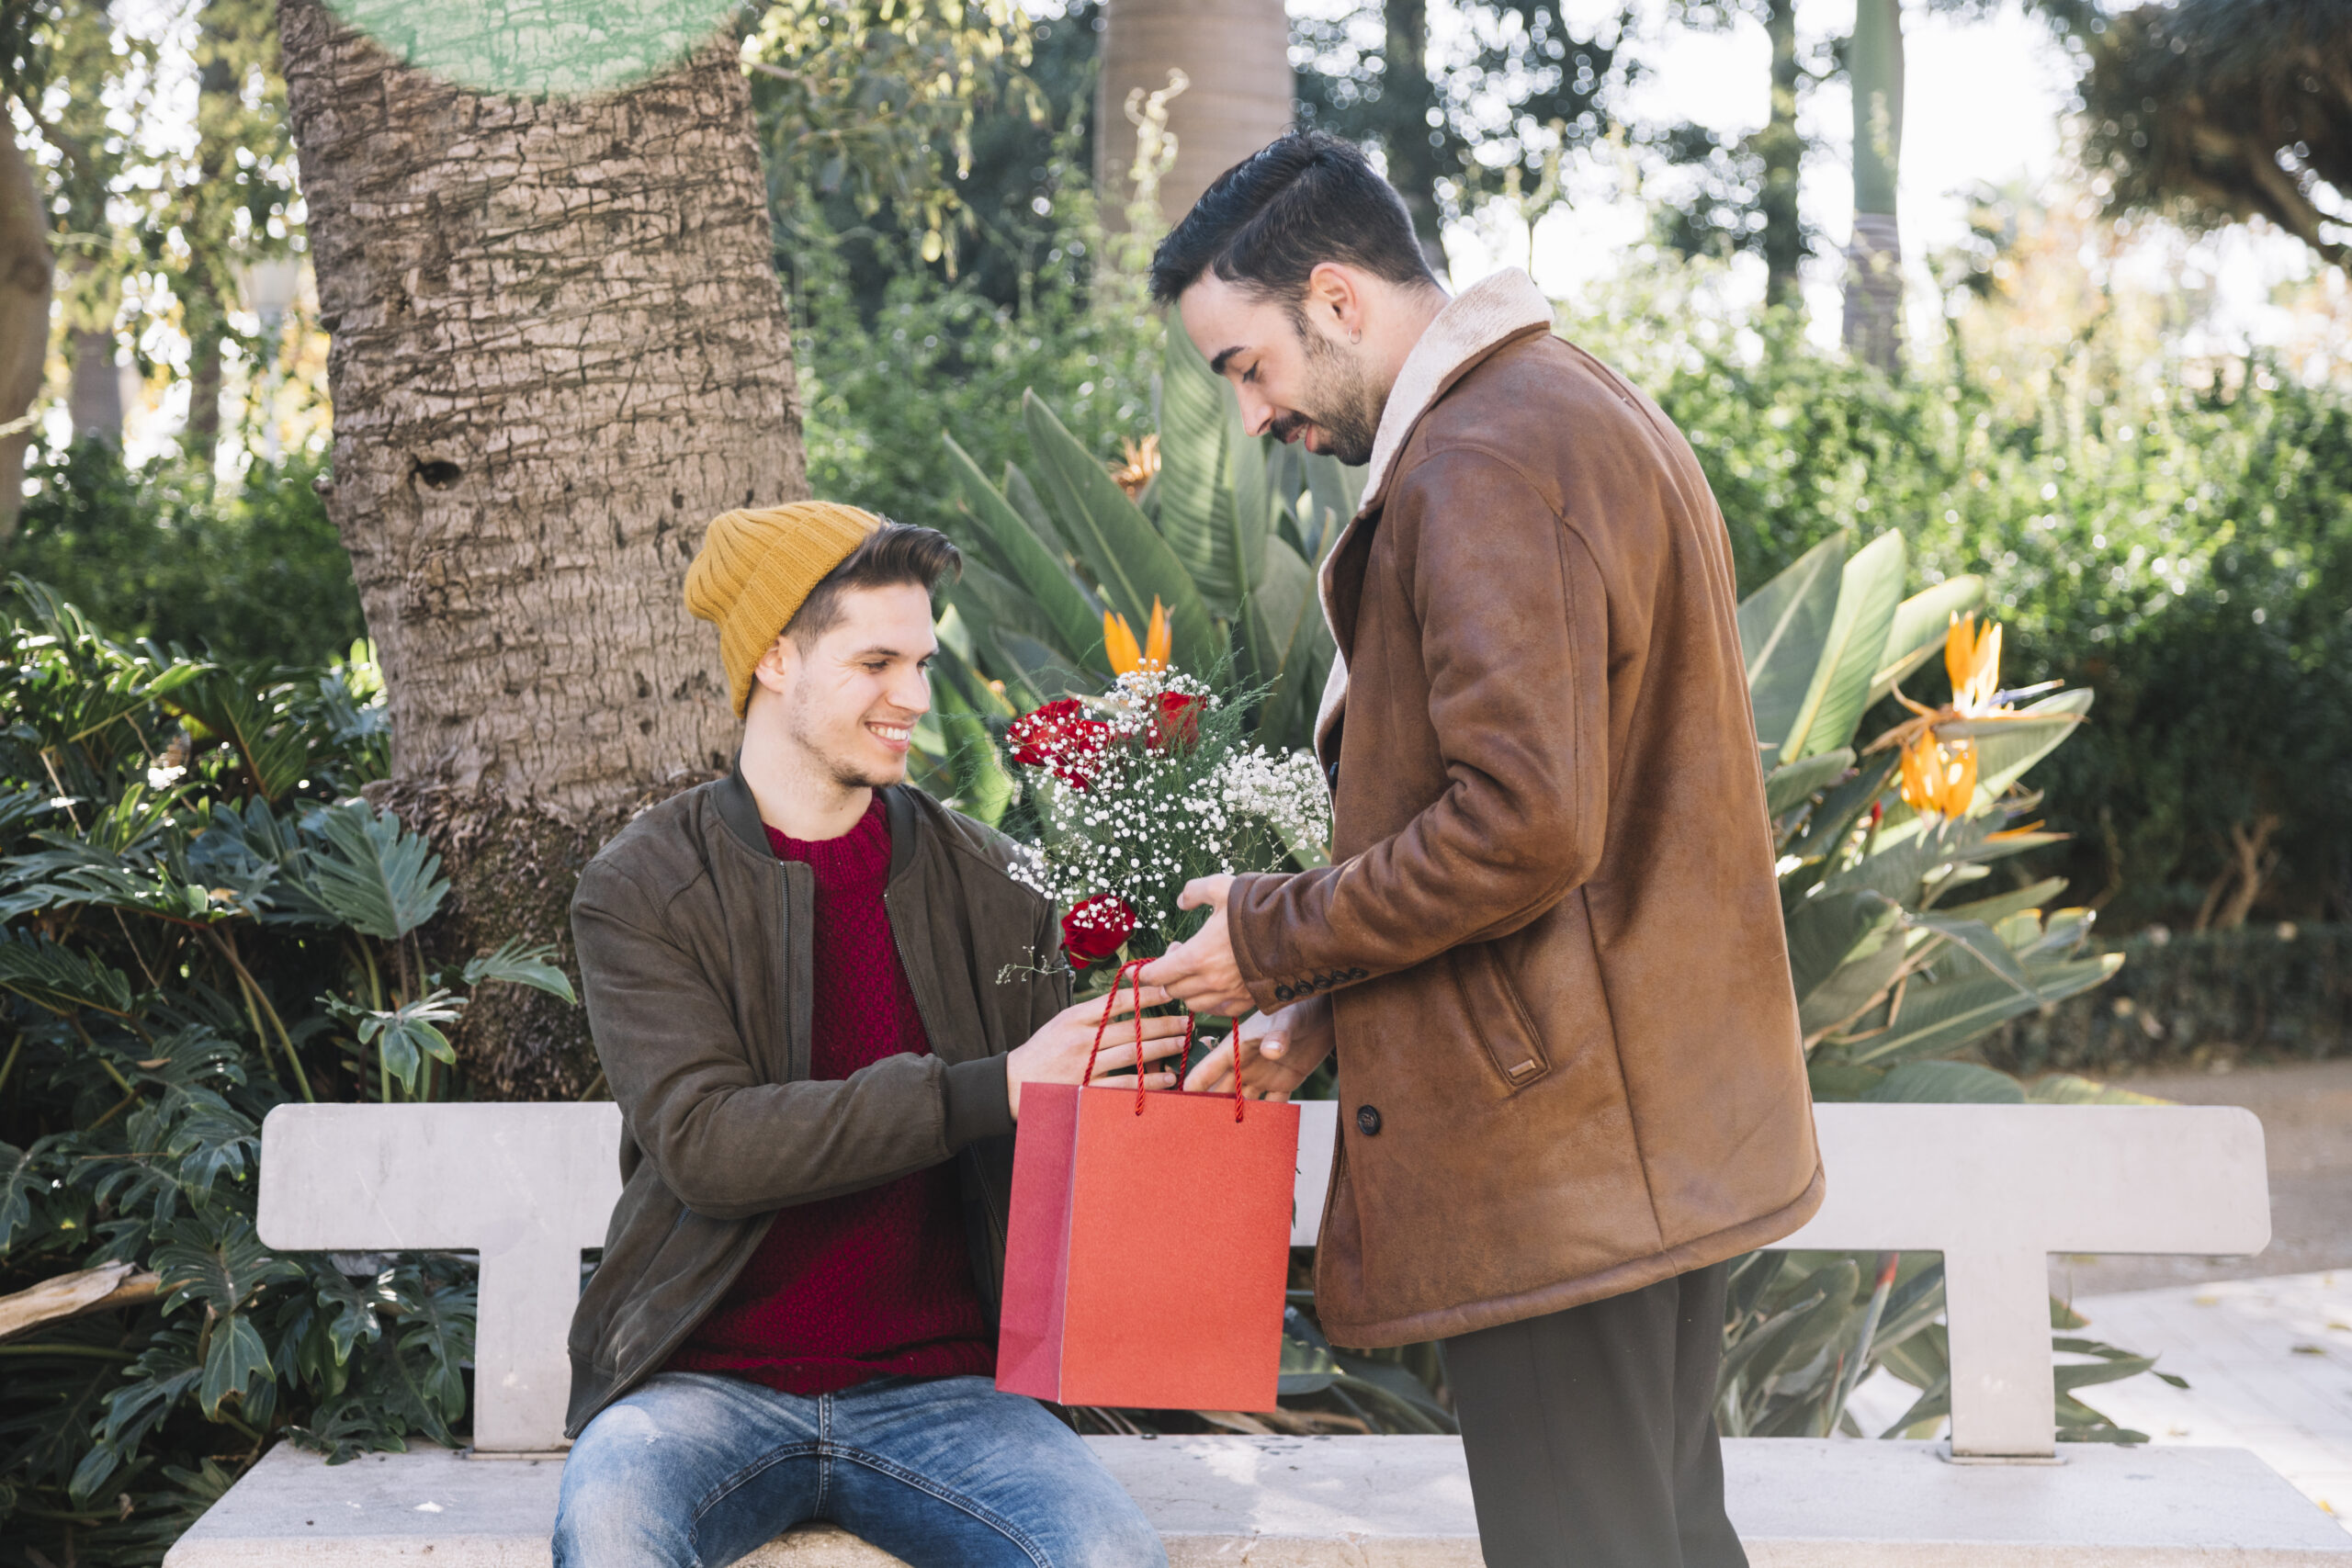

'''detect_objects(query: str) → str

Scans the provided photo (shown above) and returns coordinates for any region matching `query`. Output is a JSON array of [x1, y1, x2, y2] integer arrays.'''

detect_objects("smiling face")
[[750, 581, 937, 793], [1178, 269, 1388, 466]]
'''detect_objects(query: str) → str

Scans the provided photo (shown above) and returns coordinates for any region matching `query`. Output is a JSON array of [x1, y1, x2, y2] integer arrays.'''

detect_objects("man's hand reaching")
[[1137, 874, 1257, 1017], [1182, 996, 1334, 1102], [1004, 983, 1195, 1120]]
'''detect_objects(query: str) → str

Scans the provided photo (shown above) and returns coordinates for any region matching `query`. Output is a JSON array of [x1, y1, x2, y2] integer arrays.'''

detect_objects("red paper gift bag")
[[996, 969, 1301, 1412]]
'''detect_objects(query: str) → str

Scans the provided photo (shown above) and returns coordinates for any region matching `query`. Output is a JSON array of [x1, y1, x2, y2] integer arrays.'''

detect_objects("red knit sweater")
[[662, 796, 994, 1394]]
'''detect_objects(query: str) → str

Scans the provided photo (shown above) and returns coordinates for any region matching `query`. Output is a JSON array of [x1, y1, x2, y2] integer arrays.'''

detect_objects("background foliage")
[[0, 583, 573, 1566]]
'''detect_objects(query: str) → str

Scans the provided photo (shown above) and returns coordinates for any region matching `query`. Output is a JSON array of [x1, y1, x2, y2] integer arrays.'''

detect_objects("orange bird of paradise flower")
[[1103, 598, 1170, 675], [1865, 612, 2061, 764], [1897, 730, 1979, 820]]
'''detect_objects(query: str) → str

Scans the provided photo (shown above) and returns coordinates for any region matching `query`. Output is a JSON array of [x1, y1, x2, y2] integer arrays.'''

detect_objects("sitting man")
[[553, 502, 1188, 1568]]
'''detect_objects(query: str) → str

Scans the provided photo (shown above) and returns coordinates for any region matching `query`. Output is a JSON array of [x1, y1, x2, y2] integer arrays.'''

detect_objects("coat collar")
[[1355, 267, 1555, 516], [1313, 268, 1555, 754]]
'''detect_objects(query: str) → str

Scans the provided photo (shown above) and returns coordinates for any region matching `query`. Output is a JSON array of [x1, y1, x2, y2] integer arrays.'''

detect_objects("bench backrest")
[[257, 1100, 2266, 1458]]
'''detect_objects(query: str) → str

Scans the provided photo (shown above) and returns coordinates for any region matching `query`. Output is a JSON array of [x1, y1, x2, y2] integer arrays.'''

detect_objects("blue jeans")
[[553, 1371, 1167, 1568]]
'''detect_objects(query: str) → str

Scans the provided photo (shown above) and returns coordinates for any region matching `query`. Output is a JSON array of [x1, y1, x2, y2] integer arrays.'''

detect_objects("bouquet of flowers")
[[1001, 601, 1331, 973]]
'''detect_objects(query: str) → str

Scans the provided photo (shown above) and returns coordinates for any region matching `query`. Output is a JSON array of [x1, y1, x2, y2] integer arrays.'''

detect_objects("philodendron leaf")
[[0, 932, 139, 1016], [307, 800, 447, 942], [198, 1310, 274, 1419], [462, 940, 577, 1004], [350, 989, 465, 1093], [154, 1213, 300, 1318]]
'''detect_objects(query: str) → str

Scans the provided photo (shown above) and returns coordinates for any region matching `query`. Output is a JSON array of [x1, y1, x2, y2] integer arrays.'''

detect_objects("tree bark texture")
[[0, 118, 50, 543], [1758, 0, 1802, 310], [1095, 0, 1295, 227], [1840, 0, 1904, 373], [279, 0, 805, 1096]]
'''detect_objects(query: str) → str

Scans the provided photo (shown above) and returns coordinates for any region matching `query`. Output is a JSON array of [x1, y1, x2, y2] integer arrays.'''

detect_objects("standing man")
[[1140, 135, 1823, 1567], [555, 504, 1186, 1568]]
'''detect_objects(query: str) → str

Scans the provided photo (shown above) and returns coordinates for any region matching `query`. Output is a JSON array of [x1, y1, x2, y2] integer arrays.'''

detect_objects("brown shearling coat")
[[1225, 270, 1823, 1349]]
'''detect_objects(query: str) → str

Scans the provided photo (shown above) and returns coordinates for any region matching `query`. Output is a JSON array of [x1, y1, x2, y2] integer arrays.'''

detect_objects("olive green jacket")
[[562, 773, 1069, 1437]]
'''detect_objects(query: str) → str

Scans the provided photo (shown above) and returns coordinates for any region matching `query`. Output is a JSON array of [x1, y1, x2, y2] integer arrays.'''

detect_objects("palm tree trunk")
[[278, 0, 807, 1096], [1381, 0, 1447, 270], [1095, 0, 1295, 227], [1841, 0, 1904, 373], [1758, 0, 1803, 310], [0, 118, 49, 544]]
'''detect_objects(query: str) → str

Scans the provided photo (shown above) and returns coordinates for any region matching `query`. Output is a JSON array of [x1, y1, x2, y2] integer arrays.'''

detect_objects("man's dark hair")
[[786, 522, 962, 646], [1148, 132, 1438, 308]]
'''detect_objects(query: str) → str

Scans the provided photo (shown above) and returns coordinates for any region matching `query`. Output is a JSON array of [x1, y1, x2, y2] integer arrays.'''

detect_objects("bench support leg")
[[472, 1241, 581, 1454], [1942, 1245, 2055, 1460]]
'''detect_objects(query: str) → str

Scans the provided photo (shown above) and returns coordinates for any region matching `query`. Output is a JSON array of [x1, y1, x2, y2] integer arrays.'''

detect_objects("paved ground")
[[2071, 1270, 2352, 1531], [2048, 1058, 2352, 1298]]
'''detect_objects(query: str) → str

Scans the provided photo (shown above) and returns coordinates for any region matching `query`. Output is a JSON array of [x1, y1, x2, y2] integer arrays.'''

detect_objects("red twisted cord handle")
[[1079, 956, 1242, 1120]]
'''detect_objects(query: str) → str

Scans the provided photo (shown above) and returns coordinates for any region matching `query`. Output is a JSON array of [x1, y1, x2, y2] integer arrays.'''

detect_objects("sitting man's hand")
[[1138, 874, 1256, 1018], [1182, 996, 1334, 1102], [1004, 983, 1196, 1120]]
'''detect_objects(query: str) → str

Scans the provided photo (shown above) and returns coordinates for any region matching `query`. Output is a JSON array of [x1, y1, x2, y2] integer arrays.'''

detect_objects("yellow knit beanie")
[[684, 501, 885, 716]]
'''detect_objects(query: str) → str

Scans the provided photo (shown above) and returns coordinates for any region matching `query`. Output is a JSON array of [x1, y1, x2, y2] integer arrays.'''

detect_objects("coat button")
[[1356, 1104, 1383, 1136]]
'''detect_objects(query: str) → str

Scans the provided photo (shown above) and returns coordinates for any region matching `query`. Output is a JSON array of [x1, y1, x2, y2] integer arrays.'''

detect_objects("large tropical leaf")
[[170, 673, 314, 805], [1737, 532, 1846, 763], [153, 1213, 300, 1318], [306, 800, 448, 942], [1905, 911, 2036, 995], [1785, 529, 1906, 761], [1157, 323, 1250, 612], [1872, 690, 2096, 852], [1247, 537, 1328, 747], [944, 435, 1104, 671], [1021, 393, 1221, 674], [1868, 574, 1987, 705], [1784, 889, 1902, 1005], [0, 932, 139, 1015], [1860, 1060, 2027, 1103], [1797, 927, 1910, 1038], [1766, 750, 1855, 817], [1843, 952, 2124, 1065], [462, 940, 577, 1004]]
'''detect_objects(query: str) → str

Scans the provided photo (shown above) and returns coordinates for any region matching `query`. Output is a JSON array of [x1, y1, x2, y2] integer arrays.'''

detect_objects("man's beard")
[[1270, 317, 1383, 467], [786, 684, 905, 792]]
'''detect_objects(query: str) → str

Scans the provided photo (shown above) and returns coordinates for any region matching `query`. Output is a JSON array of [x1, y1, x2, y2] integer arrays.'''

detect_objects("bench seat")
[[164, 1435, 2352, 1566]]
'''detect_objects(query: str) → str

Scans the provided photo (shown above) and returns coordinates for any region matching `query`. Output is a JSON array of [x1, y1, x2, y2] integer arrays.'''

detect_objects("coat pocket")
[[1449, 942, 1552, 1091]]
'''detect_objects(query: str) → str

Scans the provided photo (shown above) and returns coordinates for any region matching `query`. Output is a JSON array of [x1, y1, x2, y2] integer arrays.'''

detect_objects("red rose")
[[1061, 895, 1137, 964], [1007, 698, 1110, 789], [1148, 691, 1205, 750]]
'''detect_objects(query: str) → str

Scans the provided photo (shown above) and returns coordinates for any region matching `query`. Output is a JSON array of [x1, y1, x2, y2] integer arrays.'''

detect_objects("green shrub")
[[789, 140, 1162, 535], [1560, 268, 2352, 931], [0, 581, 567, 1566], [5, 442, 365, 671]]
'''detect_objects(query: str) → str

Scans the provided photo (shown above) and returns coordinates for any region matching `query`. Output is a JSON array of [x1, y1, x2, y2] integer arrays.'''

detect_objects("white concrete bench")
[[163, 1100, 2351, 1566]]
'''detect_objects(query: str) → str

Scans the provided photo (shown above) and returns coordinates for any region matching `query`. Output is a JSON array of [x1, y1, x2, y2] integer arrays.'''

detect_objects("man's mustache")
[[1269, 412, 1311, 443]]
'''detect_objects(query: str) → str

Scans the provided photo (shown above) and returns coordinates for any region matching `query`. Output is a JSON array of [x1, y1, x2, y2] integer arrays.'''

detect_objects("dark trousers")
[[1444, 1262, 1745, 1568]]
